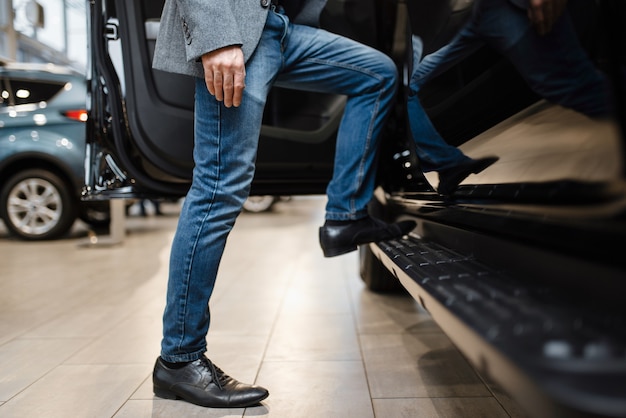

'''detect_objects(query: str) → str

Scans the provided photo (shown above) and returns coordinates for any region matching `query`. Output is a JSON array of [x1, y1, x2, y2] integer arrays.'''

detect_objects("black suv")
[[84, 1, 626, 417]]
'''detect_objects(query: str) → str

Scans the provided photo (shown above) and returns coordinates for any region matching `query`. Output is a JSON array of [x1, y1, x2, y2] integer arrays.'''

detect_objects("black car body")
[[84, 0, 626, 417]]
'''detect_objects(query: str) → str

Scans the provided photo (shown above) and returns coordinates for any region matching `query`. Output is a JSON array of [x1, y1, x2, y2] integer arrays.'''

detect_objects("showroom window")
[[0, 0, 86, 71]]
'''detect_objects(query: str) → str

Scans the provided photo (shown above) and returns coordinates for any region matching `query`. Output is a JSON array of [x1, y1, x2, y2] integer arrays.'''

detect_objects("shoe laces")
[[199, 357, 227, 390]]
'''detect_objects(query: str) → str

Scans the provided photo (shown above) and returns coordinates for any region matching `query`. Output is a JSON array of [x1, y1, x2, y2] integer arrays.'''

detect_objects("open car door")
[[83, 0, 397, 199]]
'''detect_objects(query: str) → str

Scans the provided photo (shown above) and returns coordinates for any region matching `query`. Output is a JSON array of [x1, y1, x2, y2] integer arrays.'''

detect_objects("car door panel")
[[85, 0, 382, 198]]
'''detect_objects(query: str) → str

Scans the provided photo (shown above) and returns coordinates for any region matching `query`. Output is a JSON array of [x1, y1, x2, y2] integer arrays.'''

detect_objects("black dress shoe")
[[319, 216, 416, 257], [437, 156, 499, 196], [153, 356, 269, 408]]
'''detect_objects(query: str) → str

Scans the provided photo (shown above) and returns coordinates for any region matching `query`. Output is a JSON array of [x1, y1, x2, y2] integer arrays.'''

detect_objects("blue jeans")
[[160, 8, 398, 362], [407, 0, 612, 172]]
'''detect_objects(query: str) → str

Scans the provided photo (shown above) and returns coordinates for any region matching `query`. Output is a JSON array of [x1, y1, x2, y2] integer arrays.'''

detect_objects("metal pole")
[[1, 0, 18, 60], [62, 0, 68, 56], [78, 199, 127, 247]]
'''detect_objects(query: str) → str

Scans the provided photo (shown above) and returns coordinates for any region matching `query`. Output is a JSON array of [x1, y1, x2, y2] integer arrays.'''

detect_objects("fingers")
[[201, 46, 246, 108], [218, 70, 246, 108], [232, 70, 245, 108], [204, 70, 221, 100]]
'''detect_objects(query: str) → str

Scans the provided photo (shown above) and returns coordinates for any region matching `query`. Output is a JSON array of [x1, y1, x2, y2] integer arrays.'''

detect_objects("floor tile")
[[20, 306, 128, 339], [361, 333, 491, 398], [114, 400, 246, 418], [265, 313, 361, 362], [255, 361, 374, 418], [372, 397, 510, 418], [0, 364, 150, 417], [65, 315, 162, 365], [0, 338, 89, 401], [351, 286, 440, 335]]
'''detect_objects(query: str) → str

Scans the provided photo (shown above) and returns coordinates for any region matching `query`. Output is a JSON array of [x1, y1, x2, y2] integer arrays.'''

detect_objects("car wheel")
[[242, 195, 277, 213], [0, 169, 77, 240], [359, 244, 405, 293]]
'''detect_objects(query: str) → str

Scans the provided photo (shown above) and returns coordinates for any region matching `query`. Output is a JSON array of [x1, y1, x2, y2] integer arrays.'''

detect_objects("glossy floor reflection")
[[0, 196, 527, 417]]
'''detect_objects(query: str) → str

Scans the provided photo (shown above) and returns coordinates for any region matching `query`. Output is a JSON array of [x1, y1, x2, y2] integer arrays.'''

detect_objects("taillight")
[[63, 109, 88, 122]]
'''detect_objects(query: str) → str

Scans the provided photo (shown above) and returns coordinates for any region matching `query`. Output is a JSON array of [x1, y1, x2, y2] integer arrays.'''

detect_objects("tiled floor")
[[0, 196, 527, 417]]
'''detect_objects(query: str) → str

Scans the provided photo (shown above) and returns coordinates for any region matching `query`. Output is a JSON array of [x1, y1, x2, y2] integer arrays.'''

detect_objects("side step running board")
[[370, 235, 626, 418]]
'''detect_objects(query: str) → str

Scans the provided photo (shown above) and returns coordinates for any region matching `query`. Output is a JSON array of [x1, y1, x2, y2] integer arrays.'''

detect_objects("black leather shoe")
[[319, 216, 416, 257], [153, 356, 269, 408], [437, 156, 499, 196]]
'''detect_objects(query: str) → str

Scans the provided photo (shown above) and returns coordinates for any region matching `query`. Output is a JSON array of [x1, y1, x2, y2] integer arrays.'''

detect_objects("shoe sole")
[[154, 386, 269, 408], [154, 386, 179, 401], [322, 244, 358, 258], [320, 223, 415, 257]]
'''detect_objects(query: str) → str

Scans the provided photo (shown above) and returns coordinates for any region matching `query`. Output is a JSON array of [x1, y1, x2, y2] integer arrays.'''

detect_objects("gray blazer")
[[153, 0, 328, 78]]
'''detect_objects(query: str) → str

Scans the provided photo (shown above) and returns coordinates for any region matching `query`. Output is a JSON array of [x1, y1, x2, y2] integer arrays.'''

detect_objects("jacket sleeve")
[[175, 0, 244, 63]]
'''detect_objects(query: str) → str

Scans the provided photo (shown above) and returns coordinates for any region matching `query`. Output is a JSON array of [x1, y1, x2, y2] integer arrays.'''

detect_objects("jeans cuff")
[[325, 210, 369, 222], [160, 348, 206, 363]]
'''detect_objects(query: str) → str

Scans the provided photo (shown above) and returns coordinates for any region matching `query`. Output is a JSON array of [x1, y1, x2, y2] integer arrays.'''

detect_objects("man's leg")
[[405, 25, 499, 194], [276, 23, 397, 220], [154, 10, 292, 408], [275, 18, 415, 256], [160, 79, 266, 362], [407, 31, 485, 172], [153, 77, 270, 407], [405, 0, 536, 174], [493, 6, 612, 118]]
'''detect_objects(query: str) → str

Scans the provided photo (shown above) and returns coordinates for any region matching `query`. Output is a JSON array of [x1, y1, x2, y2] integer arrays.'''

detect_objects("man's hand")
[[527, 0, 568, 36], [201, 46, 246, 108]]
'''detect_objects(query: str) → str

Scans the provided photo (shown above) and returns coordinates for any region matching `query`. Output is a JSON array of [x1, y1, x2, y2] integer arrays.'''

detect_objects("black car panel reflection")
[[85, 1, 626, 417]]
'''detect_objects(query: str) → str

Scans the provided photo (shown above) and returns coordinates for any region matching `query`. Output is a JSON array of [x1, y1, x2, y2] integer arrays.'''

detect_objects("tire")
[[79, 201, 111, 227], [359, 244, 405, 293], [242, 195, 277, 213], [0, 169, 78, 240]]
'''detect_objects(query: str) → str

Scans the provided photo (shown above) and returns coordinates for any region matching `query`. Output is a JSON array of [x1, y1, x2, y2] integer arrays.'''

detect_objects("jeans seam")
[[352, 84, 383, 213]]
